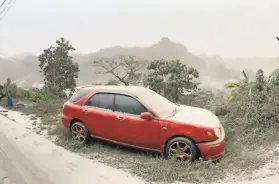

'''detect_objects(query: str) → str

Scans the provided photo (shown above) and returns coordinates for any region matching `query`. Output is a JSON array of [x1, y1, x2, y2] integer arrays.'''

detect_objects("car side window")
[[85, 93, 114, 111], [115, 94, 147, 115]]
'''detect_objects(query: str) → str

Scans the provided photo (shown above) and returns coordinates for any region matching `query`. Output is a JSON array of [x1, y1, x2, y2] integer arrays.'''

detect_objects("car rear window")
[[67, 89, 91, 103]]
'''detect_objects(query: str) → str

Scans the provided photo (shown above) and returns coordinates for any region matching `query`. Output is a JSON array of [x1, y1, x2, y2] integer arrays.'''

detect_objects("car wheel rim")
[[71, 125, 86, 143], [168, 141, 192, 160]]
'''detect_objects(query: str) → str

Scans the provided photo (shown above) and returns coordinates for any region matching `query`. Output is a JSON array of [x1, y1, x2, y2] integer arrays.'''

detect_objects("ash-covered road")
[[0, 109, 146, 184], [0, 131, 56, 184]]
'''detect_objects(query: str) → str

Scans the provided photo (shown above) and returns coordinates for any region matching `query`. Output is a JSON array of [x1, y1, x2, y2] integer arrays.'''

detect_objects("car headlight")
[[214, 127, 222, 138]]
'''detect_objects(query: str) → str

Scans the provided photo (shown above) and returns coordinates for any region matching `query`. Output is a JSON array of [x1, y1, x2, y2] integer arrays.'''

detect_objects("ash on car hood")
[[167, 105, 221, 128]]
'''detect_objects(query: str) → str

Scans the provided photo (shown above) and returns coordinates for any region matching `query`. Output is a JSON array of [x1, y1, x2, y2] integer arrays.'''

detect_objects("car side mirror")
[[140, 112, 153, 120]]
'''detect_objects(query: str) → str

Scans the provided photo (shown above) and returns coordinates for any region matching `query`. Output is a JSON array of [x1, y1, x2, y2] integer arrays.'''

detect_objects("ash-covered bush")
[[182, 69, 279, 162], [213, 83, 279, 145], [210, 69, 279, 145], [180, 89, 214, 109], [2, 77, 26, 98]]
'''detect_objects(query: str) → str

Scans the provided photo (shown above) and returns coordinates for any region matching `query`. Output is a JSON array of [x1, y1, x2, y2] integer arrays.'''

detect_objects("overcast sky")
[[0, 0, 279, 58]]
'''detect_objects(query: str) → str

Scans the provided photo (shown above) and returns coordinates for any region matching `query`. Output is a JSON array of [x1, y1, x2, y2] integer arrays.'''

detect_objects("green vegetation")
[[23, 90, 51, 103]]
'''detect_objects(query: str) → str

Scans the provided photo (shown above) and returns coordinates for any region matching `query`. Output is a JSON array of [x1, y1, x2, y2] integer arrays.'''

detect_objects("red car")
[[61, 85, 225, 161]]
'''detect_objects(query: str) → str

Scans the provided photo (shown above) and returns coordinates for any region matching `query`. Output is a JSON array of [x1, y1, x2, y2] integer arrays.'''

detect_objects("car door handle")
[[84, 109, 88, 114], [118, 116, 124, 121]]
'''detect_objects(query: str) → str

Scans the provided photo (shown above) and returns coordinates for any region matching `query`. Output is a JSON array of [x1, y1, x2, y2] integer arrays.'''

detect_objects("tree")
[[93, 55, 146, 86], [144, 59, 199, 102], [38, 37, 79, 97], [255, 69, 266, 91]]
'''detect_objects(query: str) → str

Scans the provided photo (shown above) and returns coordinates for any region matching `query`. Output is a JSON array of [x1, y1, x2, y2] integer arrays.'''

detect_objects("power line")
[[0, 0, 16, 21], [0, 0, 12, 15], [0, 0, 8, 10]]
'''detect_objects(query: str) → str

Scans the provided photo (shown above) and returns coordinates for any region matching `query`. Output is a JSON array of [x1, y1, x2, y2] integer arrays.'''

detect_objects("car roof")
[[81, 85, 148, 98]]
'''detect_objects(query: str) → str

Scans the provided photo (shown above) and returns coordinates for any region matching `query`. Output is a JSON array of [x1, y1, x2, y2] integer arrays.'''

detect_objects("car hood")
[[166, 105, 221, 128]]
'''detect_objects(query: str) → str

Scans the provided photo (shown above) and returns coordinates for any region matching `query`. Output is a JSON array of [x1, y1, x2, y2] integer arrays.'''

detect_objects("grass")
[[3, 84, 279, 184]]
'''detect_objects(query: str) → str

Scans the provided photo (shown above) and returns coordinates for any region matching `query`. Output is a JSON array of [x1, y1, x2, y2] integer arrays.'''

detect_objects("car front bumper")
[[196, 138, 226, 161]]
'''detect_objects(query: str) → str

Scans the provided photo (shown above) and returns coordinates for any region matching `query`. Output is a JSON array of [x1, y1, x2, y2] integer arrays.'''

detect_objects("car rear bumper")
[[196, 138, 225, 161], [60, 114, 71, 128]]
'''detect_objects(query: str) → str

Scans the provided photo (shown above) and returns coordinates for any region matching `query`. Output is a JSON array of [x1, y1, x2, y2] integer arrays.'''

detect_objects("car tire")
[[165, 137, 197, 162], [70, 121, 90, 144]]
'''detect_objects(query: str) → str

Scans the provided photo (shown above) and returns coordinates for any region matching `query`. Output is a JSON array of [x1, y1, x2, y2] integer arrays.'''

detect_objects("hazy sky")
[[0, 0, 279, 58]]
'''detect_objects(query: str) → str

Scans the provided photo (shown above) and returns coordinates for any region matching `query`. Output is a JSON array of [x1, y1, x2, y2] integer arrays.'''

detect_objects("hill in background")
[[1, 37, 277, 88]]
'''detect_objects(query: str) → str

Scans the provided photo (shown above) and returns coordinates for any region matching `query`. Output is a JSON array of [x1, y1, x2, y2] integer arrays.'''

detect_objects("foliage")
[[0, 78, 51, 103], [144, 59, 199, 102], [106, 79, 120, 85], [223, 70, 251, 100], [212, 80, 279, 144], [3, 77, 12, 95], [92, 82, 103, 86], [224, 82, 240, 89], [254, 69, 266, 91], [180, 89, 214, 109], [24, 90, 51, 103], [267, 68, 279, 86], [38, 37, 79, 97], [2, 77, 25, 98], [93, 55, 146, 86]]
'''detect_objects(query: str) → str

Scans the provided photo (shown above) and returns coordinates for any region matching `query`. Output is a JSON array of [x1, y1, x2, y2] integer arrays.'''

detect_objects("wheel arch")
[[164, 134, 201, 158], [69, 118, 84, 130]]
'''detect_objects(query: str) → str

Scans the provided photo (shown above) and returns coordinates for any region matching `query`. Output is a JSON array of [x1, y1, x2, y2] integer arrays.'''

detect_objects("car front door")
[[83, 93, 118, 140], [113, 94, 161, 150]]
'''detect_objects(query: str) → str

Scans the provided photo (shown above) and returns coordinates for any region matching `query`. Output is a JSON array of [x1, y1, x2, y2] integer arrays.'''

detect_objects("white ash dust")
[[0, 108, 56, 139], [0, 107, 146, 184]]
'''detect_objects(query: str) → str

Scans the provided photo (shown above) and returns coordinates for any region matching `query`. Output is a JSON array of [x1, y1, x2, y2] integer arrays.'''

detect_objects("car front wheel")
[[70, 121, 89, 144], [165, 137, 197, 161]]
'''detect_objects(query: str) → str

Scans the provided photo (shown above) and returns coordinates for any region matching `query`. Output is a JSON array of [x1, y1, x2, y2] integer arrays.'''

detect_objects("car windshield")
[[138, 88, 178, 118]]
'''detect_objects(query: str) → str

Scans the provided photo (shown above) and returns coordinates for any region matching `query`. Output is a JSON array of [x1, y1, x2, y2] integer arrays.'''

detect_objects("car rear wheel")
[[70, 122, 89, 144], [165, 137, 197, 161]]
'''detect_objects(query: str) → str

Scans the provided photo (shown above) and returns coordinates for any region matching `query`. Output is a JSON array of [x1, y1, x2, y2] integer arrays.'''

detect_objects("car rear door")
[[83, 93, 118, 140], [113, 94, 161, 150]]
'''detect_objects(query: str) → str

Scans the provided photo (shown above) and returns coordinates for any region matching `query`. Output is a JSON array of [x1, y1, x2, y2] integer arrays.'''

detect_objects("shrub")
[[180, 89, 214, 109], [211, 82, 279, 145], [24, 90, 51, 103]]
